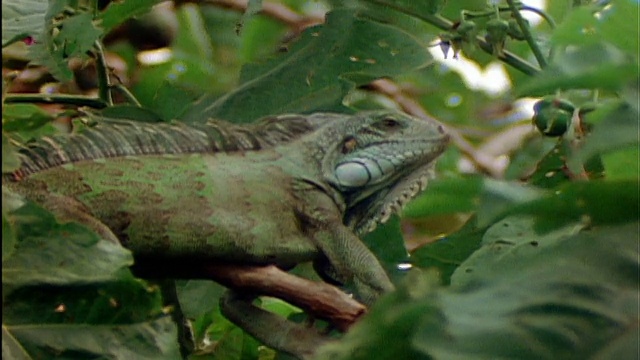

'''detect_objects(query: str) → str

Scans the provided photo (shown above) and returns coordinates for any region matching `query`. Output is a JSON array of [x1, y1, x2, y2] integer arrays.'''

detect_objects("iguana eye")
[[342, 136, 358, 154], [380, 118, 400, 128]]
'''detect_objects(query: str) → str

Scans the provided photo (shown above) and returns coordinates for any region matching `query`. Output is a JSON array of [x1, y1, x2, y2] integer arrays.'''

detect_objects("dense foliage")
[[2, 0, 638, 359]]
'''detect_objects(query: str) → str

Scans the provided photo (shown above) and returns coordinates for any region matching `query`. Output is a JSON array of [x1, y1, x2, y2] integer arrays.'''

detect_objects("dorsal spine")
[[6, 115, 320, 180]]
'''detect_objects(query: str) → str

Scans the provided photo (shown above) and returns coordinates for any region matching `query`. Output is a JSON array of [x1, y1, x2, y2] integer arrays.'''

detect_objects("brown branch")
[[368, 79, 504, 177], [205, 264, 366, 331]]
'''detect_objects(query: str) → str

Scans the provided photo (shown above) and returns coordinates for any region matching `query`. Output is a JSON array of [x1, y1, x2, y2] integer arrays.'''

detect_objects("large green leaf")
[[1, 0, 48, 47], [2, 200, 179, 358], [506, 180, 640, 231], [28, 11, 103, 81], [315, 221, 639, 359], [98, 0, 166, 35], [569, 102, 640, 173], [516, 42, 639, 96], [1, 104, 55, 132], [410, 218, 484, 285], [363, 215, 410, 282], [551, 1, 639, 59], [7, 317, 180, 359], [2, 202, 133, 290], [182, 8, 432, 123], [403, 176, 483, 218]]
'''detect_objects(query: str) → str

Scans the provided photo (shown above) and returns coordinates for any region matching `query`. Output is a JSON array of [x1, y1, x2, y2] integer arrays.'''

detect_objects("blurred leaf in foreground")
[[315, 221, 639, 360]]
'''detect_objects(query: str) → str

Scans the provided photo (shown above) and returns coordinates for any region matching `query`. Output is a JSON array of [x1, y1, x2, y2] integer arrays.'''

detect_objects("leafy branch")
[[363, 0, 544, 76]]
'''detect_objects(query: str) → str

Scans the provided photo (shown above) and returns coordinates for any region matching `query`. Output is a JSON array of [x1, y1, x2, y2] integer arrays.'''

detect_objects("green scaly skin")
[[4, 110, 449, 359]]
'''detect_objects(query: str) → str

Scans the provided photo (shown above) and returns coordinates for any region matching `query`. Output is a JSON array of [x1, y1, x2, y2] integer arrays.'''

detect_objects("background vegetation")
[[2, 0, 638, 359]]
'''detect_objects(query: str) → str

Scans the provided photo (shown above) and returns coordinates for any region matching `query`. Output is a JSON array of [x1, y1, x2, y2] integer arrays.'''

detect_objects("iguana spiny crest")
[[7, 113, 339, 180]]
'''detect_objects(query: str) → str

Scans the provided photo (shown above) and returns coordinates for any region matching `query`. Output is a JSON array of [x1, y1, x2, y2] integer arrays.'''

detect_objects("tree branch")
[[206, 264, 366, 331]]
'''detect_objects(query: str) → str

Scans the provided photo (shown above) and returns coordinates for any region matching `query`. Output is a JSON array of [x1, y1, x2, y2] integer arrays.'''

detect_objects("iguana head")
[[316, 110, 449, 235]]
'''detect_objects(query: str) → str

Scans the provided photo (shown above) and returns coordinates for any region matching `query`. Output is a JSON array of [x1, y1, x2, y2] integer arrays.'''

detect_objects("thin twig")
[[4, 93, 107, 108], [363, 0, 540, 76], [507, 0, 547, 68], [93, 40, 113, 106], [111, 84, 142, 107]]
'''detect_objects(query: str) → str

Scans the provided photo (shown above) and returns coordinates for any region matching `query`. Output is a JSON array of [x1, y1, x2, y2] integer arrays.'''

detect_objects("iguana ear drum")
[[335, 162, 372, 187]]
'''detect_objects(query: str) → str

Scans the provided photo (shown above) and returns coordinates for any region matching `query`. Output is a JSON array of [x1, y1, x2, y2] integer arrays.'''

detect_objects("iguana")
[[3, 110, 449, 358]]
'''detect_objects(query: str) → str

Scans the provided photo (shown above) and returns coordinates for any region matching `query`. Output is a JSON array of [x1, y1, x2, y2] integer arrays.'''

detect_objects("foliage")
[[2, 0, 638, 359]]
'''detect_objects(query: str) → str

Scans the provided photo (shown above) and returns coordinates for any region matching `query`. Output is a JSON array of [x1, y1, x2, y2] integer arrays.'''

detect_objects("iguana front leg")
[[296, 189, 395, 305], [38, 192, 121, 245]]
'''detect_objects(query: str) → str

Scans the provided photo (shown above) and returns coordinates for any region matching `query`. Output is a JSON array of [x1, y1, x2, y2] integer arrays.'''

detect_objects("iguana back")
[[7, 113, 340, 180]]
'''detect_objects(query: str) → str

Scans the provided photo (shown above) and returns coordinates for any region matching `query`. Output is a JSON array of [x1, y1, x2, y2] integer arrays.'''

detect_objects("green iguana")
[[3, 110, 449, 358]]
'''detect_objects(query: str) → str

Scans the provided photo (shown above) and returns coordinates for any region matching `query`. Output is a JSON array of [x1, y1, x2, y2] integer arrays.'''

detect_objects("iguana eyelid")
[[341, 137, 358, 154], [381, 118, 399, 127]]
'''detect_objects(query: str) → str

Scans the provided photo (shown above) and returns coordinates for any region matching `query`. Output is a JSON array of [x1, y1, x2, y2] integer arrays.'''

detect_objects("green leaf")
[[6, 317, 180, 359], [2, 199, 179, 358], [506, 180, 640, 231], [403, 176, 483, 218], [29, 11, 103, 81], [2, 103, 54, 131], [504, 136, 557, 181], [551, 1, 639, 59], [314, 269, 442, 360], [1, 326, 30, 360], [476, 178, 544, 227], [601, 146, 639, 180], [237, 0, 264, 34], [175, 280, 225, 319], [316, 222, 639, 360], [98, 105, 164, 123], [2, 202, 134, 290], [182, 8, 432, 123], [1, 0, 48, 47], [450, 215, 584, 286], [2, 215, 17, 262], [3, 280, 164, 325], [410, 218, 484, 284], [56, 13, 102, 58], [570, 102, 640, 172], [2, 133, 21, 173], [516, 42, 639, 96], [98, 0, 166, 35], [526, 138, 575, 188], [363, 216, 409, 281]]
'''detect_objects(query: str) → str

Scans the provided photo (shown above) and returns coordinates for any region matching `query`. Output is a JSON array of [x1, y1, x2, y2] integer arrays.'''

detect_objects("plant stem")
[[111, 84, 142, 107], [4, 94, 107, 108], [521, 5, 556, 29], [364, 0, 540, 76], [507, 0, 547, 69], [93, 40, 113, 106]]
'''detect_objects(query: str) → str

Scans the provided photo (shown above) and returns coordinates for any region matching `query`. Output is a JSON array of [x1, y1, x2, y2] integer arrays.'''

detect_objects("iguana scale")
[[4, 110, 449, 358]]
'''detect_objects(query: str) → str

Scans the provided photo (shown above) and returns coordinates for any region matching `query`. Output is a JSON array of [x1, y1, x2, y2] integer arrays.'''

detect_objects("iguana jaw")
[[345, 140, 446, 236]]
